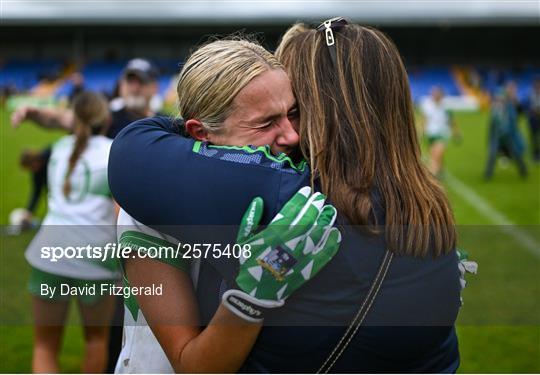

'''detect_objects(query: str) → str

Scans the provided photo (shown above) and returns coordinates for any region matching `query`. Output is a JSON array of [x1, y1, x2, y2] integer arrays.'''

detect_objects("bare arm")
[[125, 256, 262, 373], [11, 106, 74, 131], [177, 305, 262, 373]]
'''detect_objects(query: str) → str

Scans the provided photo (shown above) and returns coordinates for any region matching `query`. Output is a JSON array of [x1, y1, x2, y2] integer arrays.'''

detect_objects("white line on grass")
[[445, 171, 540, 259]]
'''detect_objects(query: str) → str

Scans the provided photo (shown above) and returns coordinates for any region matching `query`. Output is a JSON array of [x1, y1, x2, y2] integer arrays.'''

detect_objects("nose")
[[275, 117, 300, 151], [128, 80, 143, 95]]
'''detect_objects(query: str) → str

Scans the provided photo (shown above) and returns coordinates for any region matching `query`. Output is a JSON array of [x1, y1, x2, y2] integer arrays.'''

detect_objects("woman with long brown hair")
[[276, 20, 456, 257], [267, 19, 461, 371], [25, 91, 118, 373]]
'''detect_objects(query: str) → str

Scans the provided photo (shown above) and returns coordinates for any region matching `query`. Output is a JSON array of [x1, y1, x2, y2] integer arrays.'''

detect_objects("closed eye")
[[287, 108, 299, 120], [256, 120, 275, 129]]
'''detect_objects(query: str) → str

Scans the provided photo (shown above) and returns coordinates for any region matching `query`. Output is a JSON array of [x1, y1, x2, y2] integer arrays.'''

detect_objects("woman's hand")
[[223, 186, 342, 322]]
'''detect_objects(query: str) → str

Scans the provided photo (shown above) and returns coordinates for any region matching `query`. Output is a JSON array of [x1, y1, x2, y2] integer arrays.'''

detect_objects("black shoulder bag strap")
[[317, 250, 394, 374]]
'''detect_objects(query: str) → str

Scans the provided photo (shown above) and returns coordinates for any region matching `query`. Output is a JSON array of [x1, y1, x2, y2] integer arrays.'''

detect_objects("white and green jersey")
[[25, 135, 119, 280], [420, 97, 452, 138], [45, 135, 115, 226], [115, 209, 196, 374]]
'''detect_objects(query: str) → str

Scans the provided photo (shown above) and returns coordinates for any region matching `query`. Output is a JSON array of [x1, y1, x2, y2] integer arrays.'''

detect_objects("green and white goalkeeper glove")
[[456, 248, 478, 306], [457, 248, 478, 290], [222, 186, 342, 323]]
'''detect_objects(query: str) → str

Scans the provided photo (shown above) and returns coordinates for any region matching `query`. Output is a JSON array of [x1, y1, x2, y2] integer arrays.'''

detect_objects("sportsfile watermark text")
[[40, 243, 252, 262]]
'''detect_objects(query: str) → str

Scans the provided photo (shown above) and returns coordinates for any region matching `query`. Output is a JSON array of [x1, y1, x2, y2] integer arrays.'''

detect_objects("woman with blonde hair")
[[25, 91, 119, 373], [110, 38, 340, 373]]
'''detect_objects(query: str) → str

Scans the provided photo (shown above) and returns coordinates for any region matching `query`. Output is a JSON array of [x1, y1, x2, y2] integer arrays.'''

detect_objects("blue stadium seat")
[[80, 61, 126, 96], [408, 66, 461, 103], [0, 60, 61, 91]]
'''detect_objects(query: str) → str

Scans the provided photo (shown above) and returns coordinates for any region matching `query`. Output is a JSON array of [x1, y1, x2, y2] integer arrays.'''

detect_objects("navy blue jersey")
[[108, 116, 461, 373]]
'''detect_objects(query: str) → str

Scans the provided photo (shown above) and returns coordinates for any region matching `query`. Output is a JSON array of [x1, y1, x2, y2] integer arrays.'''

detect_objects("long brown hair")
[[63, 91, 109, 197], [276, 23, 456, 257]]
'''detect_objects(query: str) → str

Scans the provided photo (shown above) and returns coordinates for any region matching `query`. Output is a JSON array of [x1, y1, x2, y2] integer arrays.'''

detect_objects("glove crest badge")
[[257, 246, 297, 281]]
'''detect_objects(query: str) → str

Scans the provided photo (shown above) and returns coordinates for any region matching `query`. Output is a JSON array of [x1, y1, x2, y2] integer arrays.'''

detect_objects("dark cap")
[[122, 58, 159, 83]]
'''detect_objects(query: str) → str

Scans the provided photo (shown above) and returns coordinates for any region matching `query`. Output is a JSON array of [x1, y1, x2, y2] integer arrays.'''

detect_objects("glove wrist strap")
[[222, 289, 267, 323]]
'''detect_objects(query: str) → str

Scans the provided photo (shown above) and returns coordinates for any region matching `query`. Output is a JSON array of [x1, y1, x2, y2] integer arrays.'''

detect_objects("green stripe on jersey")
[[119, 230, 190, 273], [192, 140, 307, 172]]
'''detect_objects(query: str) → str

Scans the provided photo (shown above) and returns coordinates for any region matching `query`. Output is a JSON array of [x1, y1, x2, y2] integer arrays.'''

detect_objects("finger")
[[240, 188, 314, 266], [307, 228, 341, 279], [237, 197, 264, 243], [290, 192, 326, 227], [303, 228, 342, 277], [312, 227, 341, 258], [461, 260, 478, 274], [285, 228, 341, 290], [289, 204, 336, 255], [456, 248, 469, 261], [269, 186, 312, 227], [303, 205, 338, 254], [285, 192, 326, 242]]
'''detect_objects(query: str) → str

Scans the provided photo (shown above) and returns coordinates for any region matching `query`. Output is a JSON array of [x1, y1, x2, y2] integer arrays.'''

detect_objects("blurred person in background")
[[9, 58, 161, 231], [501, 80, 527, 159], [527, 77, 540, 163], [485, 89, 528, 179], [419, 86, 460, 178], [8, 69, 85, 230], [24, 92, 119, 373], [11, 148, 51, 230], [107, 58, 162, 135], [10, 58, 160, 372]]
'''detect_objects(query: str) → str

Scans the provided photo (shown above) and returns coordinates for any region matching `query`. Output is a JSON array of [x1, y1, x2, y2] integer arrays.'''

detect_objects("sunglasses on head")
[[316, 17, 349, 67]]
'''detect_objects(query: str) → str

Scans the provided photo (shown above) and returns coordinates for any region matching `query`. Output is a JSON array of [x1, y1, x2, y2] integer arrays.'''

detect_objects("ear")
[[185, 119, 210, 141]]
